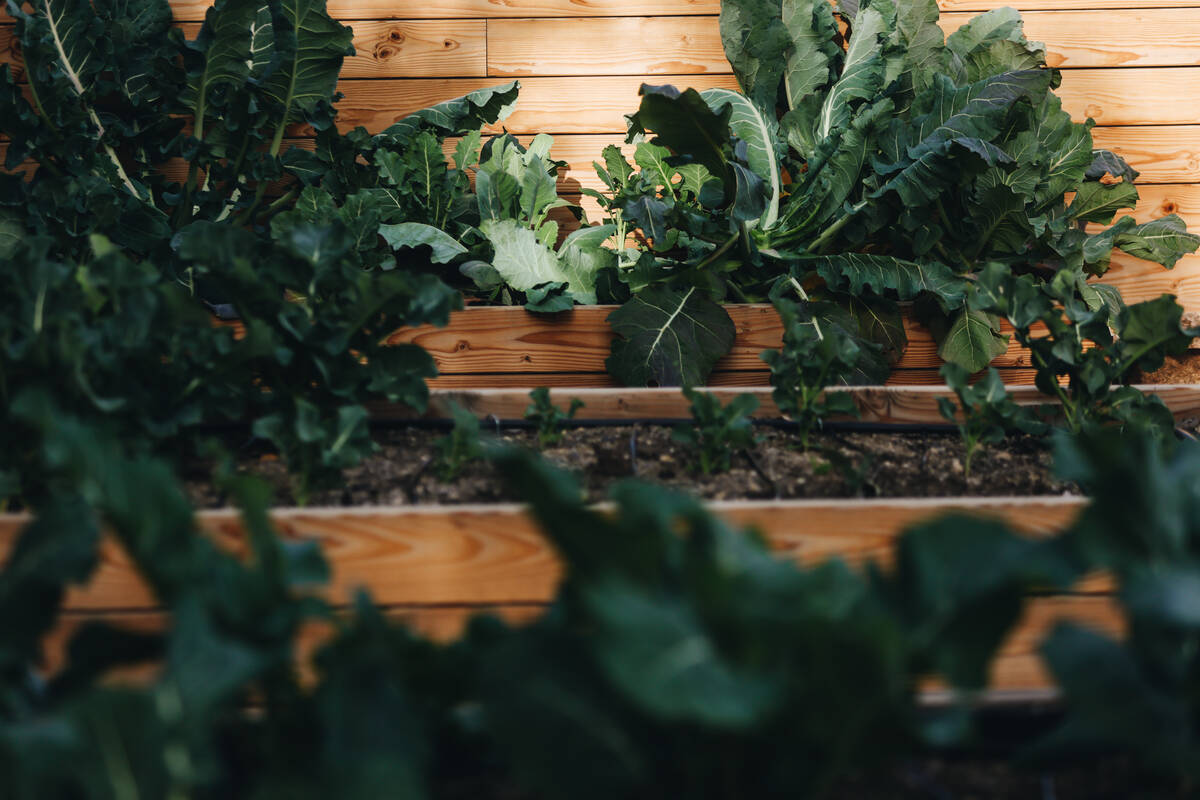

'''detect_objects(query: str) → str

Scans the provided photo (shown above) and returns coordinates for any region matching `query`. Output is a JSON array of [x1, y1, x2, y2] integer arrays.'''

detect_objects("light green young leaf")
[[482, 219, 599, 303], [379, 222, 468, 264]]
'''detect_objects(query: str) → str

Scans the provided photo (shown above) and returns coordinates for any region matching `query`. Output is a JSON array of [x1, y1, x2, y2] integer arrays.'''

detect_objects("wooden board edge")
[[43, 593, 1122, 694], [367, 384, 1200, 423]]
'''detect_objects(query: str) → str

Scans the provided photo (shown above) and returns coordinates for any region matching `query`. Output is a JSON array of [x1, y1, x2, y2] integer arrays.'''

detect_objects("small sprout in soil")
[[525, 387, 584, 448], [672, 388, 760, 474], [762, 297, 871, 449], [938, 364, 1049, 479], [435, 403, 486, 481]]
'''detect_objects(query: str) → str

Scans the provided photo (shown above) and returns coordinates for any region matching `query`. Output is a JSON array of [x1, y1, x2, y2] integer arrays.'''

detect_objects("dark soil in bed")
[[184, 425, 1073, 509]]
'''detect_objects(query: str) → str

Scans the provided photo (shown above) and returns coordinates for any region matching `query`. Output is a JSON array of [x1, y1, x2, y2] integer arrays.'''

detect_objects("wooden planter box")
[[4, 496, 1121, 699], [386, 304, 1040, 388]]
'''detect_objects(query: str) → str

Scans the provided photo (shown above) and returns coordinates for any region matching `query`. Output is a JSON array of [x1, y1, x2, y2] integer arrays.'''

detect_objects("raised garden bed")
[[3, 414, 1131, 700], [386, 304, 1043, 388]]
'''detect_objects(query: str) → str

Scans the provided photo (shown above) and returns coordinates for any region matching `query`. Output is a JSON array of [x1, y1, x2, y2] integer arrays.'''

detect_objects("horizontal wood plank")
[[485, 11, 1200, 76], [487, 17, 728, 77], [942, 9, 1200, 69], [1091, 127, 1200, 185], [385, 305, 1046, 375], [419, 368, 1049, 388], [393, 384, 1200, 424], [4, 0, 1193, 23], [317, 70, 1200, 136], [0, 496, 1095, 611], [324, 75, 739, 135], [1057, 68, 1200, 127], [0, 21, 489, 79], [43, 595, 1122, 693]]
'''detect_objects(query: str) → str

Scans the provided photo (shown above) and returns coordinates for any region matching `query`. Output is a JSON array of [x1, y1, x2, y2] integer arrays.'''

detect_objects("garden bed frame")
[[3, 496, 1122, 698]]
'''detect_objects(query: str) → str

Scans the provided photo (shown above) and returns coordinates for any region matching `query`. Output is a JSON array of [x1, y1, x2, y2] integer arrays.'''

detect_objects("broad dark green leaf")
[[606, 286, 736, 387]]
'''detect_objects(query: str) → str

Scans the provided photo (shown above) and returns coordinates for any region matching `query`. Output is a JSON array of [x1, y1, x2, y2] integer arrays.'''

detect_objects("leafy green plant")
[[671, 388, 760, 474], [762, 296, 885, 448], [0, 0, 533, 501], [481, 446, 1073, 799], [590, 0, 1198, 386], [435, 403, 486, 480], [524, 388, 584, 448], [969, 264, 1196, 438], [937, 364, 1050, 478], [1027, 429, 1200, 784]]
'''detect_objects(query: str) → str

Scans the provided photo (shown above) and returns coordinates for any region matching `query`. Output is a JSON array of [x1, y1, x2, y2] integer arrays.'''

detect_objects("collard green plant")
[[586, 0, 1198, 385], [672, 388, 760, 474], [0, 0, 534, 501], [5, 411, 1189, 799], [969, 264, 1196, 438], [1028, 430, 1200, 783], [937, 364, 1050, 478], [524, 388, 584, 448]]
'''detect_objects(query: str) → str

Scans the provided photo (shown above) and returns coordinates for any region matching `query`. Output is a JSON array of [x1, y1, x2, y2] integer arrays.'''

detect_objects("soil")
[[1141, 352, 1200, 384], [184, 425, 1072, 509]]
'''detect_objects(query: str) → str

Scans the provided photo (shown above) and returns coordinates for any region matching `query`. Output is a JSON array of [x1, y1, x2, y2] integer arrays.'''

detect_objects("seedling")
[[937, 364, 1049, 479], [524, 388, 584, 448], [762, 297, 877, 449], [672, 388, 760, 474], [434, 403, 485, 481]]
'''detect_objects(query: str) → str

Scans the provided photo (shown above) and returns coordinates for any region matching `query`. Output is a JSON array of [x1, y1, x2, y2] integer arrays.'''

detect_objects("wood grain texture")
[[925, 594, 1124, 693], [1092, 127, 1200, 184], [487, 17, 728, 76], [0, 496, 1095, 611], [484, 11, 1200, 77], [5, 0, 1193, 23], [2, 21, 491, 80], [385, 304, 1047, 375], [378, 384, 1200, 424], [45, 595, 1121, 692], [322, 75, 739, 135], [942, 9, 1200, 68], [1057, 68, 1200, 127], [418, 368, 1048, 388], [320, 70, 1200, 136]]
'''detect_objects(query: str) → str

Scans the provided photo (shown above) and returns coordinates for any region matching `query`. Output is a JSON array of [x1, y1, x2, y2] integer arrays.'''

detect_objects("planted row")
[[3, 413, 1199, 796]]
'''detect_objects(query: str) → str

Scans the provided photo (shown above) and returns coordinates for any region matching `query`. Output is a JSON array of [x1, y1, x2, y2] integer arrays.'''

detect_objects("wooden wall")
[[2, 0, 1198, 307]]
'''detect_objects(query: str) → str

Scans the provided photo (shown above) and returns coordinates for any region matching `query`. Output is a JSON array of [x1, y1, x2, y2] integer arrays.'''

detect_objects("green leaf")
[[256, 0, 354, 130], [183, 0, 259, 113], [606, 286, 736, 387], [701, 88, 782, 227], [1115, 214, 1200, 270], [627, 84, 734, 188], [873, 70, 1053, 207], [1066, 181, 1139, 225], [717, 0, 793, 113], [378, 222, 467, 264], [481, 218, 598, 303], [939, 309, 1009, 372], [807, 253, 967, 306], [376, 80, 520, 144]]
